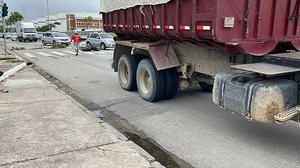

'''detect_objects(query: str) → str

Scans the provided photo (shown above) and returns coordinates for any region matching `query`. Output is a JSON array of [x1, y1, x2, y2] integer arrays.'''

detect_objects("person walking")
[[71, 31, 81, 56]]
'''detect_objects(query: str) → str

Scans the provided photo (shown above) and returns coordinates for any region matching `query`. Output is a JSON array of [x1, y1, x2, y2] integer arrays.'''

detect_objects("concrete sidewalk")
[[0, 46, 26, 82], [0, 67, 163, 168]]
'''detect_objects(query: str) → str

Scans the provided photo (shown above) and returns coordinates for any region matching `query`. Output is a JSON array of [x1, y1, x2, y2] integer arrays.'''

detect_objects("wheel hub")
[[120, 62, 129, 84], [140, 69, 151, 94]]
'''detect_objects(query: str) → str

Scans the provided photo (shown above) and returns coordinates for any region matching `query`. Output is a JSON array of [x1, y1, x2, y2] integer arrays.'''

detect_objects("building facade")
[[32, 12, 103, 32]]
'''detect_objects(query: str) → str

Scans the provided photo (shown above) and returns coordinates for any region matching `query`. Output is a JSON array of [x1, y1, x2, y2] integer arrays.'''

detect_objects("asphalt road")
[[5, 39, 300, 168]]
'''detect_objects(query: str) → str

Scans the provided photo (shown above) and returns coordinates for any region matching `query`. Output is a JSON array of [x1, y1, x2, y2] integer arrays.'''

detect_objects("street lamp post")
[[46, 0, 50, 30]]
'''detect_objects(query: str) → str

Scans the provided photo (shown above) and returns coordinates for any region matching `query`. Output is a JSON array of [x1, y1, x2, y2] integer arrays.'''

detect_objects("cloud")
[[6, 0, 100, 21]]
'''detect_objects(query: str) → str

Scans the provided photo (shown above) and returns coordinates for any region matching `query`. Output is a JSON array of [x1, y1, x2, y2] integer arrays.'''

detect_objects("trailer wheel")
[[199, 82, 213, 92], [118, 54, 139, 91], [136, 59, 165, 102], [163, 68, 179, 100]]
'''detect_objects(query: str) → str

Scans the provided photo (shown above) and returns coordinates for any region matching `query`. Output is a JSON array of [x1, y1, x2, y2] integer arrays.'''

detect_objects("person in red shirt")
[[71, 31, 81, 56]]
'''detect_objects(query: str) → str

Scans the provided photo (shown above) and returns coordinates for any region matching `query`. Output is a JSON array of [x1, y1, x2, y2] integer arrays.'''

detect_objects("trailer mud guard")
[[148, 41, 180, 70], [113, 41, 180, 72], [113, 44, 132, 72]]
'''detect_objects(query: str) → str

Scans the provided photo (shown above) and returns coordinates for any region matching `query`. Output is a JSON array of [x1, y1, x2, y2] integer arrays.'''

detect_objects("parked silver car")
[[42, 32, 71, 46], [86, 33, 115, 50]]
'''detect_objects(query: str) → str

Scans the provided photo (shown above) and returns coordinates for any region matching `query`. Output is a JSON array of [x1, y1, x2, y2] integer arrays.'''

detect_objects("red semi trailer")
[[101, 0, 300, 124]]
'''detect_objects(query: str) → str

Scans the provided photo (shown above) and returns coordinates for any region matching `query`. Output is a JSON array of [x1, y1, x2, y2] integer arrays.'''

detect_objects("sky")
[[6, 0, 101, 21]]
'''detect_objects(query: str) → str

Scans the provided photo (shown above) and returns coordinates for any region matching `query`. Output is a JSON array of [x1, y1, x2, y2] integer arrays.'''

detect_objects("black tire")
[[163, 68, 179, 100], [42, 40, 46, 46], [199, 82, 213, 92], [87, 41, 92, 48], [136, 59, 165, 102], [53, 40, 57, 45], [100, 43, 106, 50], [94, 46, 100, 51], [118, 54, 139, 91]]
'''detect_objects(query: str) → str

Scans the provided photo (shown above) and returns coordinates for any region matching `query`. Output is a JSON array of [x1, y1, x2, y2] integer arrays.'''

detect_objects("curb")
[[0, 45, 27, 81], [0, 62, 27, 81], [29, 66, 164, 167]]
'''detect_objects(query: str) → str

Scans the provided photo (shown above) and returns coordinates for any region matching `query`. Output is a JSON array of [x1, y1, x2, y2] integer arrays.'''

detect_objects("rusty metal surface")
[[116, 41, 152, 50], [148, 42, 180, 70], [103, 0, 300, 55], [231, 63, 300, 76], [116, 40, 180, 70]]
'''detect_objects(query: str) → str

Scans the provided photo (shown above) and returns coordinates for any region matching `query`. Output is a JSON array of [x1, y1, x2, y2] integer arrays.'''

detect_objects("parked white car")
[[11, 33, 18, 41], [6, 33, 12, 39], [42, 32, 71, 46], [86, 33, 115, 50]]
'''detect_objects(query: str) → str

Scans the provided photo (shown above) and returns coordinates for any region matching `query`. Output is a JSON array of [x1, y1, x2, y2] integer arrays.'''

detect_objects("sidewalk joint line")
[[47, 142, 119, 157], [0, 157, 39, 167], [0, 142, 120, 167]]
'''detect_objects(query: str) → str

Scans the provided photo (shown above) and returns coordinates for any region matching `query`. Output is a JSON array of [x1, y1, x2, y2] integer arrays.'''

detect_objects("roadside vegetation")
[[51, 43, 67, 49], [3, 11, 24, 33], [36, 22, 61, 32], [11, 47, 25, 51]]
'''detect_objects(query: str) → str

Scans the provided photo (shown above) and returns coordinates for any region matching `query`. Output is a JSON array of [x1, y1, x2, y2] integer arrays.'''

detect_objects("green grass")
[[5, 59, 24, 63], [11, 47, 25, 51], [51, 43, 67, 49]]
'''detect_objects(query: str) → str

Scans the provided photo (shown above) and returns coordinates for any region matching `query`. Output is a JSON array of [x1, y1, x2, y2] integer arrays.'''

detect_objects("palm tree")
[[53, 22, 61, 26], [85, 16, 93, 29], [7, 11, 24, 25]]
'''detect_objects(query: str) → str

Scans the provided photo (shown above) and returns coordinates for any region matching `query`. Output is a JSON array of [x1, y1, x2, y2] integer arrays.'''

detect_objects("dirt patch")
[[251, 87, 284, 123]]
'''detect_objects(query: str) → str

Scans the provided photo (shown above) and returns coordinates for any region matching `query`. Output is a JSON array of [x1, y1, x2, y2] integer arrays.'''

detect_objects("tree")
[[85, 16, 93, 29], [53, 22, 61, 26], [36, 24, 56, 32], [7, 11, 24, 25]]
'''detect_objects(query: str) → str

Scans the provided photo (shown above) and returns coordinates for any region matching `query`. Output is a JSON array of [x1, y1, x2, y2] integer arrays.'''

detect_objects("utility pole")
[[22, 5, 25, 19], [46, 0, 50, 30], [1, 0, 7, 57]]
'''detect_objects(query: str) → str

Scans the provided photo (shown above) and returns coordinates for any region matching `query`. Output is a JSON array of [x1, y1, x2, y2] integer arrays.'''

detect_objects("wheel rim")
[[139, 69, 151, 94], [120, 61, 129, 85], [101, 44, 105, 50]]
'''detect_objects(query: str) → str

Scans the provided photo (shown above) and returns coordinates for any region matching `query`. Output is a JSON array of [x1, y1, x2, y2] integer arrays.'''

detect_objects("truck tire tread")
[[118, 54, 139, 91], [136, 59, 165, 102]]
